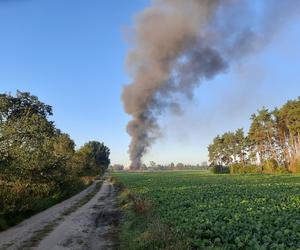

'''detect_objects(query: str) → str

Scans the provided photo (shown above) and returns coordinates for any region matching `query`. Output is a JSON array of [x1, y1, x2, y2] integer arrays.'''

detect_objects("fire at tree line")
[[0, 91, 110, 230], [112, 96, 300, 174]]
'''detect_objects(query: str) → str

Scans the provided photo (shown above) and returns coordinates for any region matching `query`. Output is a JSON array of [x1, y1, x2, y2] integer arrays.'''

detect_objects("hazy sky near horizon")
[[0, 0, 299, 167]]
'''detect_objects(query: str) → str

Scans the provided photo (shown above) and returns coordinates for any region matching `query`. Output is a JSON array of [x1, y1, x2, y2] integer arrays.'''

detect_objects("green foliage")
[[114, 171, 300, 250], [0, 91, 110, 230], [0, 177, 87, 230], [229, 164, 261, 174], [53, 131, 75, 168], [210, 165, 230, 174], [289, 160, 300, 173], [208, 129, 247, 167], [229, 163, 243, 174], [0, 92, 64, 183], [263, 159, 279, 173], [209, 97, 300, 172], [296, 161, 300, 173], [116, 185, 186, 250], [0, 180, 52, 215], [72, 141, 110, 176], [229, 162, 288, 174]]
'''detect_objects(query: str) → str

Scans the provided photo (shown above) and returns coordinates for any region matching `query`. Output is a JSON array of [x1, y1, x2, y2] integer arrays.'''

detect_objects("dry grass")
[[131, 196, 152, 214]]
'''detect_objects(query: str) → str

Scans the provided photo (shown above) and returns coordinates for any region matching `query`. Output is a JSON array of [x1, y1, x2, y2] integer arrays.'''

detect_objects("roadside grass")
[[112, 176, 188, 250]]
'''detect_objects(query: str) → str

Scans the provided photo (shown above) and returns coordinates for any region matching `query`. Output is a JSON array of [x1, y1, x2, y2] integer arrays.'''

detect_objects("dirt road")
[[0, 180, 119, 250]]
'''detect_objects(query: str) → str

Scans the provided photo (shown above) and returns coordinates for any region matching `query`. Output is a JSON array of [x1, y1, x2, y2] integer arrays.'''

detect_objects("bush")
[[296, 161, 300, 173], [276, 166, 289, 174], [230, 164, 261, 174], [211, 165, 230, 174], [289, 160, 300, 173], [0, 180, 57, 230], [80, 176, 95, 186], [229, 161, 289, 175], [245, 165, 262, 174], [58, 177, 87, 198], [229, 163, 244, 174], [0, 177, 88, 231], [0, 180, 53, 216], [131, 196, 152, 215], [263, 159, 279, 173]]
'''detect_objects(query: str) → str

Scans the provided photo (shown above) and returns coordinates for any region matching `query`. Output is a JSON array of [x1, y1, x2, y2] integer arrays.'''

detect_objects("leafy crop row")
[[114, 171, 300, 249]]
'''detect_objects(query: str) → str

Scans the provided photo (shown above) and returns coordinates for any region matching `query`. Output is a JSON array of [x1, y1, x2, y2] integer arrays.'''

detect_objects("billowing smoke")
[[122, 0, 300, 169]]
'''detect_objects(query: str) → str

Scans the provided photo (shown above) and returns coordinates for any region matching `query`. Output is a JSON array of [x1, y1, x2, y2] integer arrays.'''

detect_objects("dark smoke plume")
[[122, 0, 300, 169]]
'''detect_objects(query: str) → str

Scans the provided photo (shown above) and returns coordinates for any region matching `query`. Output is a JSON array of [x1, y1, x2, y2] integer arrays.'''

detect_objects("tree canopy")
[[72, 141, 110, 176], [208, 97, 300, 173], [0, 91, 110, 226]]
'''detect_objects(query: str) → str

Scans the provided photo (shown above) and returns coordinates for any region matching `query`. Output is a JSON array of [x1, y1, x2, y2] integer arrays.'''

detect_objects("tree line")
[[208, 97, 300, 173], [109, 162, 209, 172], [0, 91, 110, 229]]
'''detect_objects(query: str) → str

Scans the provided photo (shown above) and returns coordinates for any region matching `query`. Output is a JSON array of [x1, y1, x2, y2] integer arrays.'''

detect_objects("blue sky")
[[0, 0, 299, 166]]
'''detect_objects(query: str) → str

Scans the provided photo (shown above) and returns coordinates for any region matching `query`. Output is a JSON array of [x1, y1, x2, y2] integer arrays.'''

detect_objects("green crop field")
[[113, 171, 300, 250]]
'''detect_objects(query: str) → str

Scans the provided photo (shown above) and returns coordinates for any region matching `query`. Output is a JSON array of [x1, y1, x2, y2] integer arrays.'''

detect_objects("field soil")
[[0, 180, 119, 250]]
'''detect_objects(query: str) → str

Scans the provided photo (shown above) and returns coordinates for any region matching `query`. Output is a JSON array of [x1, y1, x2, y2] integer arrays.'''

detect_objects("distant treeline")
[[110, 161, 209, 171], [0, 91, 110, 229], [208, 97, 300, 174]]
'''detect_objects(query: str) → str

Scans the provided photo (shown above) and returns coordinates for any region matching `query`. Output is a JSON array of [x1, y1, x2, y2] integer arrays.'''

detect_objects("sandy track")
[[0, 182, 98, 250], [34, 180, 119, 250]]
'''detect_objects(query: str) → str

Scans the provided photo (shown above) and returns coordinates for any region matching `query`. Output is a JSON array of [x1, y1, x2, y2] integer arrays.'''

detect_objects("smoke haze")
[[122, 0, 300, 169]]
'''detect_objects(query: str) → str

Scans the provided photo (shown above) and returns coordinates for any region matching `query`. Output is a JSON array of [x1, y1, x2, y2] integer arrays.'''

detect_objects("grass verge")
[[112, 177, 188, 250]]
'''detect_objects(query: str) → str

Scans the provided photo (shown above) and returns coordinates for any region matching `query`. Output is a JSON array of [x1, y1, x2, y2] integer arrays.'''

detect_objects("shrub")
[[0, 180, 57, 230], [80, 176, 94, 185], [58, 177, 86, 198], [245, 165, 262, 174], [230, 164, 261, 174], [132, 196, 152, 214], [263, 159, 279, 173], [289, 160, 300, 173], [277, 166, 289, 174], [0, 176, 88, 231], [295, 161, 300, 173], [229, 163, 244, 174], [211, 165, 230, 174], [0, 180, 52, 216], [230, 162, 289, 175]]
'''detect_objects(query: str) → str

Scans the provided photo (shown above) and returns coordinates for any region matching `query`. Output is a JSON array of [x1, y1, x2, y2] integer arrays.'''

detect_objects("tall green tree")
[[208, 135, 223, 165], [208, 97, 300, 172], [0, 91, 111, 223], [0, 91, 65, 183], [73, 141, 110, 176], [278, 98, 300, 170], [235, 128, 247, 165], [208, 130, 248, 166], [53, 130, 76, 170], [248, 108, 278, 165]]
